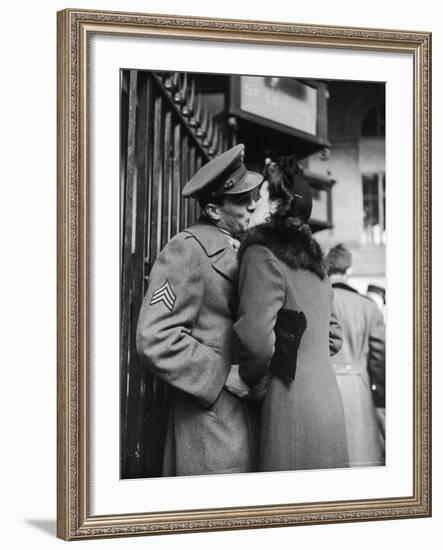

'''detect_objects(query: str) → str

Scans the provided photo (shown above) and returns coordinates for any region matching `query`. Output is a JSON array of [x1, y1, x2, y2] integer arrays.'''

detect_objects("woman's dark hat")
[[291, 172, 313, 222], [270, 156, 313, 222], [182, 144, 263, 198]]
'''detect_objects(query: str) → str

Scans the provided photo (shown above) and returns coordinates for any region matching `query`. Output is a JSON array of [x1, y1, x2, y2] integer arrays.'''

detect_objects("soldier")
[[136, 144, 263, 476], [327, 244, 386, 467]]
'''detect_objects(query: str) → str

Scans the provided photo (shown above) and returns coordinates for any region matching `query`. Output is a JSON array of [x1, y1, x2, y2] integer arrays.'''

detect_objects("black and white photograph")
[[120, 70, 386, 480]]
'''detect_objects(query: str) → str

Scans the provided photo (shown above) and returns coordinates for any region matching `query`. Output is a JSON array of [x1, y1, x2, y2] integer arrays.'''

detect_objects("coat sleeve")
[[329, 294, 343, 356], [234, 245, 285, 386], [136, 235, 229, 408], [367, 305, 386, 408]]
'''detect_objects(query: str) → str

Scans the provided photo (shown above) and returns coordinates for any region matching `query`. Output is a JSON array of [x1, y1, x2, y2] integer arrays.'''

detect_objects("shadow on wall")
[[24, 519, 56, 537]]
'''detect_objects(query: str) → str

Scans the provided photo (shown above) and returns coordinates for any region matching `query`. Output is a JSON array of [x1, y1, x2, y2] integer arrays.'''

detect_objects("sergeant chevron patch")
[[150, 280, 176, 311]]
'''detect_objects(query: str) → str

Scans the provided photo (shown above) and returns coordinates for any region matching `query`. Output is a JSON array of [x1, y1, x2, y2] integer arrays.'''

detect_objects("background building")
[[307, 81, 386, 293]]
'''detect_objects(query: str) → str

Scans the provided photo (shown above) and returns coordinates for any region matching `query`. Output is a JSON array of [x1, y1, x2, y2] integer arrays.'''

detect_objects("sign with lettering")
[[240, 76, 318, 136]]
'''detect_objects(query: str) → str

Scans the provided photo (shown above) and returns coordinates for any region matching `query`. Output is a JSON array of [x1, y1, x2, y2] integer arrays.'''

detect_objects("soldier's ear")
[[205, 202, 221, 222]]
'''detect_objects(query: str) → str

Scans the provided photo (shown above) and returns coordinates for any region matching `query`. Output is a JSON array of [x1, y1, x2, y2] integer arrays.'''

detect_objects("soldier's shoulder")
[[351, 289, 378, 308], [166, 229, 197, 245], [334, 284, 373, 307], [333, 282, 359, 297], [158, 229, 205, 259]]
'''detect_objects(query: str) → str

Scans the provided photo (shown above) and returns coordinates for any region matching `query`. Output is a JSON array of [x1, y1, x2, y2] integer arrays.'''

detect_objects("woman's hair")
[[237, 156, 326, 279], [261, 156, 326, 277], [263, 155, 313, 230]]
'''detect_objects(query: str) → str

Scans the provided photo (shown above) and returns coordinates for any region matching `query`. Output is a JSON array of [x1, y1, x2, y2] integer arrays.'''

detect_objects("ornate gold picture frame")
[[57, 8, 431, 540]]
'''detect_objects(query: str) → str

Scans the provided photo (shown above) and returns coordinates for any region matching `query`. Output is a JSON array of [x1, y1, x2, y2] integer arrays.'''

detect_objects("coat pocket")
[[201, 387, 243, 420]]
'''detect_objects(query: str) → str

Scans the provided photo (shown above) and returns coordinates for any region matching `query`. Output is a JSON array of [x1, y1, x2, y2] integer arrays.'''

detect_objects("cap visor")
[[223, 171, 263, 195]]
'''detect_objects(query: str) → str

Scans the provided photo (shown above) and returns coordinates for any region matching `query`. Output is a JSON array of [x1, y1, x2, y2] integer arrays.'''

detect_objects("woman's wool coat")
[[235, 223, 349, 472]]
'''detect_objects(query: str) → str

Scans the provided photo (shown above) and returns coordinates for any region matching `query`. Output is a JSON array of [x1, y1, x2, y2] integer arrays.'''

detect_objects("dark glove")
[[249, 373, 272, 401]]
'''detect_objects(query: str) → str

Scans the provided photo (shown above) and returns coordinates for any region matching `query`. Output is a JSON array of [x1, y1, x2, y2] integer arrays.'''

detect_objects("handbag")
[[269, 308, 307, 383]]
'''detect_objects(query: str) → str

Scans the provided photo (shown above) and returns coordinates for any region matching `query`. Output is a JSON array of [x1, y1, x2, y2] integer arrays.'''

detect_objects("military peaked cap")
[[182, 144, 263, 198]]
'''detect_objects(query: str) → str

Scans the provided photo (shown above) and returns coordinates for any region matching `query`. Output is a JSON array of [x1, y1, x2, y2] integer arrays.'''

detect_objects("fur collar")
[[239, 222, 327, 279]]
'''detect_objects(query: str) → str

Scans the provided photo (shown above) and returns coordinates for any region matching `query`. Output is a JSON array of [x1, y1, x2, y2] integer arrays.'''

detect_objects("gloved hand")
[[248, 373, 272, 401]]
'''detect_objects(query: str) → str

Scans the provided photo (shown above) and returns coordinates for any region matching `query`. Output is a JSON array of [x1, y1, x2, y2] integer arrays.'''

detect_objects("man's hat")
[[326, 243, 352, 272], [182, 144, 263, 198], [367, 284, 386, 303]]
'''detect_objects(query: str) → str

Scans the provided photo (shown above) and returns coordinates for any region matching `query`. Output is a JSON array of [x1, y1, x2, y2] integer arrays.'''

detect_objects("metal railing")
[[120, 70, 229, 478]]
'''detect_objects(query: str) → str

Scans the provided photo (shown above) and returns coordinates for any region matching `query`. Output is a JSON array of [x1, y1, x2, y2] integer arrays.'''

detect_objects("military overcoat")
[[234, 223, 349, 472], [136, 217, 253, 476], [331, 282, 385, 467]]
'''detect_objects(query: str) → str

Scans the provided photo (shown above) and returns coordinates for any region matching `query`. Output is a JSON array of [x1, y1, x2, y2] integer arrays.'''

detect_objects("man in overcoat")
[[327, 244, 386, 467], [136, 144, 263, 476]]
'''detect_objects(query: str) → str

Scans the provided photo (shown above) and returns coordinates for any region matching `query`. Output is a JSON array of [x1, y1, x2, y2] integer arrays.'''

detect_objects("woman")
[[234, 157, 349, 472]]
